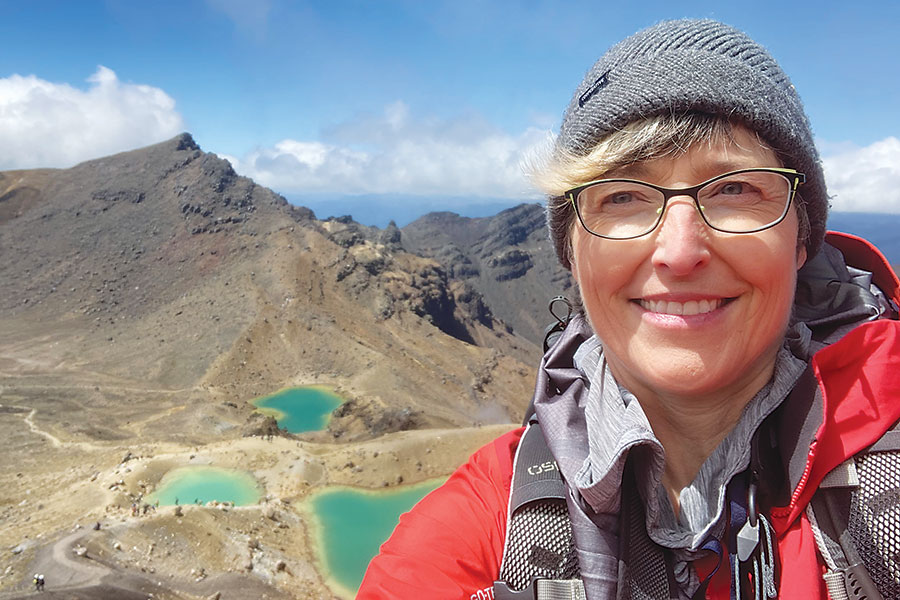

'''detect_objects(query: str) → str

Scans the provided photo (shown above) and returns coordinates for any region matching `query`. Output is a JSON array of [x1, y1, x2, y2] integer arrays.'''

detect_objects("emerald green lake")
[[146, 466, 261, 506], [310, 479, 443, 593], [253, 386, 344, 433]]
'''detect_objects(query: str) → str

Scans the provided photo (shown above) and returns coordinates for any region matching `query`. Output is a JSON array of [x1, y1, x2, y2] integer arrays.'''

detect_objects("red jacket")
[[359, 233, 900, 599]]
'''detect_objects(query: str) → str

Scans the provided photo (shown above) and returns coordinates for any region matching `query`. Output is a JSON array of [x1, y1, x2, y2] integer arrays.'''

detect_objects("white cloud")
[[225, 101, 550, 201], [823, 137, 900, 212], [0, 66, 184, 170]]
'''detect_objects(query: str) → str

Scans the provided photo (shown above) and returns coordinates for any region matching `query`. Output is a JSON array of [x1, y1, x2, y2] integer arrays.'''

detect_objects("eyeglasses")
[[566, 168, 805, 240]]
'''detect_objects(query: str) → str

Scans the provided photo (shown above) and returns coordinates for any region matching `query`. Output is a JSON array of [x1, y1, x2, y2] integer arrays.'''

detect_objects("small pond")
[[253, 386, 344, 433], [146, 466, 262, 506], [309, 479, 444, 594]]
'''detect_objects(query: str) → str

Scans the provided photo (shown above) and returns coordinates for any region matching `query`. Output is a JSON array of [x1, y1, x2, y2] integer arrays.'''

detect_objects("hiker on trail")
[[359, 19, 900, 600], [32, 573, 39, 592]]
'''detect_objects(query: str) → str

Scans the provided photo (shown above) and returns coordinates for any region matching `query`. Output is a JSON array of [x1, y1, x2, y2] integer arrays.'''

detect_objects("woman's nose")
[[651, 198, 711, 276]]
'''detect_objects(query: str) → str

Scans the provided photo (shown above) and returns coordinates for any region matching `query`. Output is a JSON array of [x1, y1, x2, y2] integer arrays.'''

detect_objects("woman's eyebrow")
[[608, 163, 651, 179], [610, 159, 764, 182]]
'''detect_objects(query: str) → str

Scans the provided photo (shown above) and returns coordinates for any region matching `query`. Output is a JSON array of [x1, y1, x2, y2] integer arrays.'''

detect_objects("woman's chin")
[[614, 346, 777, 405]]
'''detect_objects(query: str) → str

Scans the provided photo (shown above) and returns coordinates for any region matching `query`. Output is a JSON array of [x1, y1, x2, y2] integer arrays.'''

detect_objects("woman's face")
[[570, 126, 806, 403]]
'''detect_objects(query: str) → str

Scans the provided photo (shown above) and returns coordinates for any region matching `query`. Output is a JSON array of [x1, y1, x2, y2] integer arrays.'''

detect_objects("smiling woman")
[[358, 18, 900, 600], [568, 127, 808, 481]]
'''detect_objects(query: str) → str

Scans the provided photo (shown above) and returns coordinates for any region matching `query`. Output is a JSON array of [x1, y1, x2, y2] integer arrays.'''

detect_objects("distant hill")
[[288, 193, 521, 229], [401, 205, 574, 345], [827, 212, 900, 266]]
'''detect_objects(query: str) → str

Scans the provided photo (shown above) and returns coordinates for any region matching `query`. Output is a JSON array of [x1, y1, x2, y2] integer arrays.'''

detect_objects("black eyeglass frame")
[[565, 167, 806, 240]]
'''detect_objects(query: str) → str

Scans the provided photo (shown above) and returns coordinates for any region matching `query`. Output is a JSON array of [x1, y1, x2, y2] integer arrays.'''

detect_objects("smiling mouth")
[[637, 298, 731, 316]]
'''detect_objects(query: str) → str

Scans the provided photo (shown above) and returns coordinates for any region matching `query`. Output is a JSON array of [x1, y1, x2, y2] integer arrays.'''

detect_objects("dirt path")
[[22, 408, 63, 449], [40, 530, 109, 588], [0, 527, 297, 600], [0, 379, 200, 395], [0, 584, 161, 600], [3, 404, 104, 452], [0, 530, 192, 600], [0, 531, 108, 598]]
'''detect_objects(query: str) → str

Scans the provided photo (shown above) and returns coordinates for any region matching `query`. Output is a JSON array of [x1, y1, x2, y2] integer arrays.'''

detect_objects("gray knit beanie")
[[553, 18, 828, 262]]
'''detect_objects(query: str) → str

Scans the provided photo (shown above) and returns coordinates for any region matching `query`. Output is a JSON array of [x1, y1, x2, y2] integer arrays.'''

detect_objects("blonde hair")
[[531, 112, 809, 269]]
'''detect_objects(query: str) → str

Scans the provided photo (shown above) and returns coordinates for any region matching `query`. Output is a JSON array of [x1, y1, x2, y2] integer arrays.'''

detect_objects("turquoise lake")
[[253, 386, 344, 433], [146, 466, 261, 506], [310, 479, 443, 593]]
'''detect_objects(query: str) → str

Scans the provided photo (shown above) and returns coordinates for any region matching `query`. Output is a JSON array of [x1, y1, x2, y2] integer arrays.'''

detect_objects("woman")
[[359, 19, 900, 599]]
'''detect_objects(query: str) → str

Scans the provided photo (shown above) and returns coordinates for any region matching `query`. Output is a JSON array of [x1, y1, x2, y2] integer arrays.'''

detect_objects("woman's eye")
[[720, 182, 745, 195], [606, 192, 634, 204]]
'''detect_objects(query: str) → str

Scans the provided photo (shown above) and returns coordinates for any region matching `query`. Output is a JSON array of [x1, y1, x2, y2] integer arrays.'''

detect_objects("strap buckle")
[[493, 578, 586, 600]]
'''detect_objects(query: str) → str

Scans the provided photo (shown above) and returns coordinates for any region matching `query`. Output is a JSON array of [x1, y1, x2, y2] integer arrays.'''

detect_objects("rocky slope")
[[0, 134, 537, 435], [401, 204, 574, 345]]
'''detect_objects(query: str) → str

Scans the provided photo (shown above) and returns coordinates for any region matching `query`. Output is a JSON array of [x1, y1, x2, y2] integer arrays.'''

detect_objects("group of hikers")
[[130, 500, 158, 517]]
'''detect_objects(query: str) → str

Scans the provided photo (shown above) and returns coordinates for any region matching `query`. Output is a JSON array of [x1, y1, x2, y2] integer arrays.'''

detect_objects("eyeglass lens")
[[576, 170, 793, 239]]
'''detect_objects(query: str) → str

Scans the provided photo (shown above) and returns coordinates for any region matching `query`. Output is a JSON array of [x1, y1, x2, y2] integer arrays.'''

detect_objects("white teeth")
[[682, 301, 699, 316], [640, 298, 723, 315]]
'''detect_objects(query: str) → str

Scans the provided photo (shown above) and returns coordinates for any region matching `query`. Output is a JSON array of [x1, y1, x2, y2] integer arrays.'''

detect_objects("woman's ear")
[[796, 245, 808, 270], [565, 235, 579, 281]]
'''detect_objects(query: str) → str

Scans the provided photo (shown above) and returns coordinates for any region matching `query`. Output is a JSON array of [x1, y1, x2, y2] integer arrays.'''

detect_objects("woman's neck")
[[646, 395, 747, 512], [609, 355, 776, 513]]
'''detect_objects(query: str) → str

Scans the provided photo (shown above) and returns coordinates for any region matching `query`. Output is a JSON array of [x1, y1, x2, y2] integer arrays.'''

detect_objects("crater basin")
[[146, 466, 262, 506], [252, 386, 344, 433]]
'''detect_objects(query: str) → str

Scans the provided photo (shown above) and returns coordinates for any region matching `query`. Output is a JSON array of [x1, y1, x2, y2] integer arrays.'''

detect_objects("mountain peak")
[[173, 132, 200, 152]]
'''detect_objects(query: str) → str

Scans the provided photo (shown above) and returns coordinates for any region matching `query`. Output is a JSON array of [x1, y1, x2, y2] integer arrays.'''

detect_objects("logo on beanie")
[[578, 70, 610, 108]]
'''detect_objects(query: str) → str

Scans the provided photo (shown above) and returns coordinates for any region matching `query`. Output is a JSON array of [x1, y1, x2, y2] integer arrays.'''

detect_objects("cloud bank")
[[223, 101, 551, 201], [226, 103, 900, 213], [822, 137, 900, 212], [3, 67, 897, 215], [0, 66, 184, 170]]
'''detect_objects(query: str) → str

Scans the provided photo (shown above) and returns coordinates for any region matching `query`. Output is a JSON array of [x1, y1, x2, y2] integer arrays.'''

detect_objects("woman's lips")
[[637, 298, 731, 316]]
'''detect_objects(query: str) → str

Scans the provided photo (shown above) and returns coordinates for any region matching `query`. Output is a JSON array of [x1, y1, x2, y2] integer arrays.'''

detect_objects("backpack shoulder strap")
[[493, 421, 584, 599], [808, 420, 900, 600], [616, 458, 680, 600]]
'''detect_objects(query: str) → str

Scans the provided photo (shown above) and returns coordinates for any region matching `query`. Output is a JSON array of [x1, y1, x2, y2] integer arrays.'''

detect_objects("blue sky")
[[1, 0, 898, 224]]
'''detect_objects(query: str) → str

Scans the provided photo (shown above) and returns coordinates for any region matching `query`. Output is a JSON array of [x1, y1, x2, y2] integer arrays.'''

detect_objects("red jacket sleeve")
[[357, 427, 524, 599]]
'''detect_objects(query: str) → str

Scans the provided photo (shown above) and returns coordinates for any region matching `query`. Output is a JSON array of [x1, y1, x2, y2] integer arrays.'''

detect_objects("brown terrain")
[[0, 135, 571, 599], [401, 205, 574, 345]]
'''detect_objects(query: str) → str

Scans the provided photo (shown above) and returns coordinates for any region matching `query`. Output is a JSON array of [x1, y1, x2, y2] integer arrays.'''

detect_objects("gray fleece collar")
[[573, 334, 807, 552]]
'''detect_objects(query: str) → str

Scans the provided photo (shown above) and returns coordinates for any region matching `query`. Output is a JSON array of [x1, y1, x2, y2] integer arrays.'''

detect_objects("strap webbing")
[[617, 461, 678, 600], [536, 579, 587, 600], [495, 423, 582, 599]]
